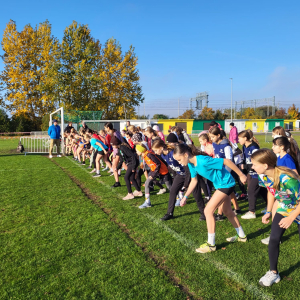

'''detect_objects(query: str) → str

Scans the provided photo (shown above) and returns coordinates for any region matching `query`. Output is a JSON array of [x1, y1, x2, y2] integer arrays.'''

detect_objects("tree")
[[241, 107, 261, 119], [0, 20, 59, 120], [137, 114, 149, 119], [287, 104, 300, 119], [153, 114, 169, 119], [99, 38, 144, 119], [275, 107, 287, 119], [213, 109, 226, 120], [178, 109, 195, 119], [47, 21, 102, 112], [0, 109, 10, 132], [197, 107, 215, 120]]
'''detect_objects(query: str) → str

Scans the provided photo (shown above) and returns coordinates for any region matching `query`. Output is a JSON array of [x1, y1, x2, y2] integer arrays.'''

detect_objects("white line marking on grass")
[[64, 156, 274, 300], [144, 213, 274, 300]]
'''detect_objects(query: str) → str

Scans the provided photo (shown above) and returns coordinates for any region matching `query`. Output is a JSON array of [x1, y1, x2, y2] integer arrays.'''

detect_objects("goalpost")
[[49, 107, 65, 155]]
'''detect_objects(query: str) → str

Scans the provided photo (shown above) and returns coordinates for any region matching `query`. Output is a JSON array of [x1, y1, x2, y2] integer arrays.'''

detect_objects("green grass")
[[1, 135, 300, 299]]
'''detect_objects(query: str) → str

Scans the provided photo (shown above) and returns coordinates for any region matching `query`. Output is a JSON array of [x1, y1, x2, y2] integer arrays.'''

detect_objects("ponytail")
[[152, 139, 175, 151], [274, 166, 300, 191]]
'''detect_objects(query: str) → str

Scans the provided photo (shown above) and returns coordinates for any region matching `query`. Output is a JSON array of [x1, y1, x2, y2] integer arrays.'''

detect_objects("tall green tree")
[[0, 109, 10, 132], [47, 21, 102, 111]]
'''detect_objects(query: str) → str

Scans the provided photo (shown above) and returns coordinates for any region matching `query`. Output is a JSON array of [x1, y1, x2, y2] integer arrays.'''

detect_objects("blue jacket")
[[242, 142, 260, 178], [48, 125, 61, 139]]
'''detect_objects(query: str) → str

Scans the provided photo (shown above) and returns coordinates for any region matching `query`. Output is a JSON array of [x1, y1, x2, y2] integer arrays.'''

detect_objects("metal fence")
[[20, 136, 58, 155]]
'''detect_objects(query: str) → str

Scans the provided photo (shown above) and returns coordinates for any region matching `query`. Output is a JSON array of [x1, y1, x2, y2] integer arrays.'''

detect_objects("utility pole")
[[230, 78, 233, 122]]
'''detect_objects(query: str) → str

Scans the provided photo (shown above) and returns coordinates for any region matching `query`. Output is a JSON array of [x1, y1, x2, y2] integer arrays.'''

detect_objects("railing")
[[20, 136, 57, 155]]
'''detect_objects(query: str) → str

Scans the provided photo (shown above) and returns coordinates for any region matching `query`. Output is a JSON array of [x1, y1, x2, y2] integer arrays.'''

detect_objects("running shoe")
[[93, 173, 101, 178], [234, 209, 242, 215], [195, 242, 216, 253], [111, 182, 121, 188], [133, 190, 143, 197], [90, 169, 96, 173], [102, 167, 109, 171], [237, 193, 247, 200], [139, 201, 152, 209], [157, 188, 166, 195], [160, 214, 173, 221], [57, 155, 61, 157], [241, 211, 256, 219], [49, 155, 53, 158], [259, 270, 280, 287], [215, 214, 226, 221], [175, 198, 181, 207], [226, 234, 247, 243], [261, 236, 270, 245], [122, 194, 134, 200]]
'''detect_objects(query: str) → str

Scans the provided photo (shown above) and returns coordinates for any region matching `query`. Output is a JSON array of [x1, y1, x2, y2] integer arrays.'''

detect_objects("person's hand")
[[279, 216, 294, 229], [180, 196, 187, 207], [148, 176, 153, 180], [239, 173, 247, 185], [262, 213, 271, 224]]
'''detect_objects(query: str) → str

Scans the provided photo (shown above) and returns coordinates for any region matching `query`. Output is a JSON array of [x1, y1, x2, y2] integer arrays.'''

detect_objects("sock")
[[208, 233, 215, 246], [145, 194, 150, 203], [96, 170, 100, 174], [178, 191, 184, 200], [235, 226, 246, 238]]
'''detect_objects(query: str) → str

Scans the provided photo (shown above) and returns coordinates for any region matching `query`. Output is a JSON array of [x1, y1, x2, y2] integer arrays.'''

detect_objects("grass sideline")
[[1, 136, 300, 299]]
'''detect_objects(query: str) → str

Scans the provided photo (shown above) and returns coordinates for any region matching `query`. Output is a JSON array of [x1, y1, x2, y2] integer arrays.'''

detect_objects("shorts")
[[96, 150, 104, 155], [217, 186, 235, 196]]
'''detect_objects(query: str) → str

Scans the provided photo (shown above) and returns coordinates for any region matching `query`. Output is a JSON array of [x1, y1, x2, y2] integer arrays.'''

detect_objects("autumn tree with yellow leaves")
[[0, 20, 144, 125], [0, 20, 59, 121]]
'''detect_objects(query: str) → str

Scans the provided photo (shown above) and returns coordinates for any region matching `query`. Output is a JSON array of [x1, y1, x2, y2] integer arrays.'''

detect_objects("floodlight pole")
[[124, 104, 126, 121], [230, 78, 233, 122]]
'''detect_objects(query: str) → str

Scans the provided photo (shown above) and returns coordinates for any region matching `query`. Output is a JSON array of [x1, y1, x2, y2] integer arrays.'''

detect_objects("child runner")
[[152, 138, 206, 221], [135, 144, 171, 209], [238, 130, 268, 219], [251, 148, 300, 287], [173, 143, 247, 253], [209, 127, 242, 217], [272, 137, 299, 174], [152, 125, 165, 142], [90, 134, 108, 177], [110, 136, 143, 200]]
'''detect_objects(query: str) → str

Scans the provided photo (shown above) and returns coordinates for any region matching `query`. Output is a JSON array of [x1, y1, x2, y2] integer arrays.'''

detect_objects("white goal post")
[[49, 107, 65, 155]]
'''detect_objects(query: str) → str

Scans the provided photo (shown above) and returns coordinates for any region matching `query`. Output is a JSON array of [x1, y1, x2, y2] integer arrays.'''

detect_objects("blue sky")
[[1, 0, 300, 118]]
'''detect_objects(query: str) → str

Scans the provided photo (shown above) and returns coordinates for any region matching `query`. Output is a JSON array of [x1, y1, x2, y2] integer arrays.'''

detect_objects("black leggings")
[[199, 176, 209, 197], [124, 164, 140, 193], [269, 213, 300, 272], [247, 175, 268, 212], [167, 174, 205, 215]]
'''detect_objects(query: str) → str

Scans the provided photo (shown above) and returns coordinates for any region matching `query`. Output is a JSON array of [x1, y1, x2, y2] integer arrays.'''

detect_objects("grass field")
[[1, 135, 300, 299]]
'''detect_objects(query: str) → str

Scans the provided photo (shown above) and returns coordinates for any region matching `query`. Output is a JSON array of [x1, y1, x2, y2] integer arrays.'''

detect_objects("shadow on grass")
[[280, 260, 300, 277], [247, 225, 272, 240]]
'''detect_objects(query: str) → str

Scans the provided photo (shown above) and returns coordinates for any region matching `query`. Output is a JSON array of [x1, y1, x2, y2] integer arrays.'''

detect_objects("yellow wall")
[[245, 119, 266, 132], [157, 119, 194, 134], [284, 119, 296, 128]]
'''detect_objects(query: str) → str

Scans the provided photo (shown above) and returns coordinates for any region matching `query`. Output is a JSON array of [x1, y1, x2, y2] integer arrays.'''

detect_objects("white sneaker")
[[157, 188, 166, 195], [259, 270, 280, 287], [261, 236, 270, 245], [241, 211, 256, 219], [261, 207, 267, 213], [49, 155, 53, 158], [57, 155, 61, 157]]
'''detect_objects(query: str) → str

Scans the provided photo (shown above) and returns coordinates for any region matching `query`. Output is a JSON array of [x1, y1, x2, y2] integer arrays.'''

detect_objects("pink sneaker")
[[122, 194, 134, 200], [133, 190, 143, 197], [90, 169, 96, 173]]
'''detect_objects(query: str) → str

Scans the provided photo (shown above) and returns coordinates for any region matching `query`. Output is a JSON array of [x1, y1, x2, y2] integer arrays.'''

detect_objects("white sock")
[[235, 226, 246, 238], [178, 191, 184, 200], [96, 170, 100, 174], [145, 194, 150, 203], [208, 233, 215, 246]]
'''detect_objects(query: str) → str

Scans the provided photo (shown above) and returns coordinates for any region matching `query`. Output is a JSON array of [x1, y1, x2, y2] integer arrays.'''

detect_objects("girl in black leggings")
[[152, 138, 206, 221], [110, 136, 143, 200], [251, 149, 300, 287]]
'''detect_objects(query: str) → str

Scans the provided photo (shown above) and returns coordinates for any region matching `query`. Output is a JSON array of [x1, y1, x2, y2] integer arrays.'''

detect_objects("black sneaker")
[[111, 182, 121, 188], [234, 209, 242, 215], [160, 214, 174, 221], [204, 196, 210, 204], [215, 213, 225, 221], [199, 214, 206, 221], [93, 173, 101, 178]]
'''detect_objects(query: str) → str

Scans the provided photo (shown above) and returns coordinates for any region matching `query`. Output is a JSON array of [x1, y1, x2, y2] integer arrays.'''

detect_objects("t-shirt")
[[188, 155, 235, 190], [90, 138, 108, 152], [258, 173, 300, 224], [161, 150, 185, 176], [277, 153, 296, 170]]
